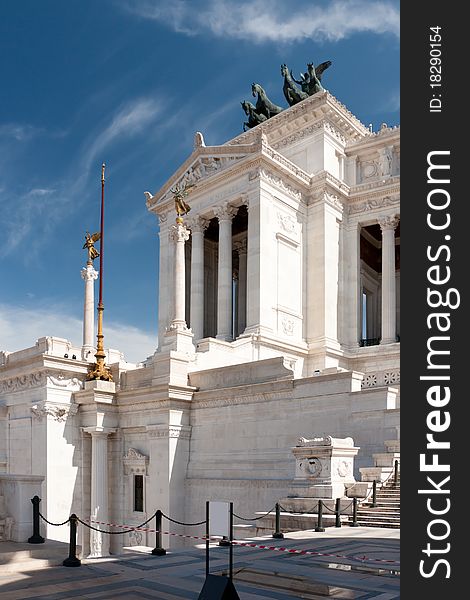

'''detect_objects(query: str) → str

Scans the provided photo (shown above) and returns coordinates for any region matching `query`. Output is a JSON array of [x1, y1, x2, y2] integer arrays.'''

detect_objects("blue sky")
[[0, 0, 399, 363]]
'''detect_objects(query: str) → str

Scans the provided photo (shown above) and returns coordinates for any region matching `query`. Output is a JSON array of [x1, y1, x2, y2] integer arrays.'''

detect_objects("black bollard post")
[[335, 498, 341, 528], [28, 496, 45, 544], [351, 497, 359, 527], [394, 460, 399, 487], [63, 514, 81, 567], [151, 510, 166, 556], [315, 500, 325, 532], [219, 536, 231, 547], [272, 502, 284, 539], [371, 480, 377, 507]]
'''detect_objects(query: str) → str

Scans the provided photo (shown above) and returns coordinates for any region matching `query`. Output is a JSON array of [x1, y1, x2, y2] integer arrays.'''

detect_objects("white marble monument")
[[0, 90, 400, 554]]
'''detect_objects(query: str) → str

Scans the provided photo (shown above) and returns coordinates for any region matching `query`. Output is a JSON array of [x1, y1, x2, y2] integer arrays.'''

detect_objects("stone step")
[[352, 520, 400, 529], [354, 513, 400, 521], [360, 508, 401, 515]]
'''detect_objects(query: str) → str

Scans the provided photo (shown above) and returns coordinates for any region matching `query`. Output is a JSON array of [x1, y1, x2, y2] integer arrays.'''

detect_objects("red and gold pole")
[[87, 163, 113, 381]]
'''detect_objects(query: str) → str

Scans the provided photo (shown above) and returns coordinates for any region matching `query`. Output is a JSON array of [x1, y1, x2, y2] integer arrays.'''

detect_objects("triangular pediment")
[[145, 139, 258, 212]]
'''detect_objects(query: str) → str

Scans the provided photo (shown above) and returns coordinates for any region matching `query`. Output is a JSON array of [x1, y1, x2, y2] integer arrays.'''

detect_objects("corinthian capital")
[[186, 216, 209, 234], [169, 223, 190, 243], [378, 215, 400, 232], [213, 204, 237, 222], [81, 265, 98, 281]]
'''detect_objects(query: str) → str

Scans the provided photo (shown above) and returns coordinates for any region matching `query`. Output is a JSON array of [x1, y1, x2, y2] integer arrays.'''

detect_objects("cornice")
[[227, 91, 369, 148]]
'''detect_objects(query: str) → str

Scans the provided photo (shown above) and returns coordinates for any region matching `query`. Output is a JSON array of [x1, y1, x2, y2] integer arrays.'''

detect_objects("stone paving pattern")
[[0, 528, 399, 599]]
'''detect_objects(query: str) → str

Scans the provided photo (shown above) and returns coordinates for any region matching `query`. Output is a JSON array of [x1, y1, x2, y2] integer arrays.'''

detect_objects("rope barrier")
[[77, 518, 135, 535], [233, 506, 275, 521], [38, 513, 70, 527], [85, 519, 399, 567], [160, 512, 207, 527]]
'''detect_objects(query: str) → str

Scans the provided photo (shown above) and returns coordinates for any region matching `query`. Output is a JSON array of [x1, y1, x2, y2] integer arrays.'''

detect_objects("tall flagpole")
[[87, 163, 113, 381]]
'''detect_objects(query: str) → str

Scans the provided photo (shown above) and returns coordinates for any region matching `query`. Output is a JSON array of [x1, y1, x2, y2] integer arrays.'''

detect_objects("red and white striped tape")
[[86, 519, 400, 566]]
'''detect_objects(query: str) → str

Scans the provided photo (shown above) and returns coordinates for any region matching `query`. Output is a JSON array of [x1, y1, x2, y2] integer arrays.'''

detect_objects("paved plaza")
[[0, 528, 399, 599]]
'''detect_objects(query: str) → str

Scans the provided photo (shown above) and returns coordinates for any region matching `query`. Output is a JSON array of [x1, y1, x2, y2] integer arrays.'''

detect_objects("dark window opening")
[[134, 475, 144, 512]]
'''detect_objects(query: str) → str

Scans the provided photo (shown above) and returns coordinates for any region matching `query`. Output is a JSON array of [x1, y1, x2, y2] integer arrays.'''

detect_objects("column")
[[169, 221, 190, 330], [342, 223, 361, 348], [188, 216, 209, 341], [81, 263, 98, 360], [85, 427, 115, 557], [157, 212, 170, 346], [379, 215, 399, 344], [234, 238, 247, 337], [214, 205, 236, 340]]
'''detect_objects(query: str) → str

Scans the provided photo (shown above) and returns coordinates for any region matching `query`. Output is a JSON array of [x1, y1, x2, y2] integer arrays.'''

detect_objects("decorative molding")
[[0, 372, 44, 393], [362, 161, 378, 179], [47, 374, 83, 391], [186, 216, 209, 233], [281, 318, 295, 336], [348, 195, 399, 216], [192, 390, 293, 410], [378, 215, 400, 232], [146, 424, 192, 440], [361, 370, 400, 389], [31, 401, 79, 422], [81, 265, 98, 282], [169, 223, 190, 243], [213, 204, 238, 221], [123, 447, 149, 475], [277, 212, 296, 233], [262, 144, 311, 184], [260, 169, 303, 201], [350, 176, 400, 196], [310, 191, 344, 213], [156, 212, 168, 225], [163, 155, 244, 205]]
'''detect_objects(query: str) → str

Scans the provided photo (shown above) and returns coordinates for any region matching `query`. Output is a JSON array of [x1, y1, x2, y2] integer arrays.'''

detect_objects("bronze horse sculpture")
[[241, 100, 267, 131], [251, 83, 284, 119], [281, 63, 309, 106], [291, 60, 332, 95], [240, 59, 332, 130]]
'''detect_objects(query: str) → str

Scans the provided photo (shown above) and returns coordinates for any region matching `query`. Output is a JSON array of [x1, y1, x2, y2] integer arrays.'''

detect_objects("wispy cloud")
[[0, 303, 156, 363], [0, 187, 57, 258], [83, 98, 163, 173], [0, 97, 163, 260], [122, 0, 399, 42], [0, 122, 44, 141]]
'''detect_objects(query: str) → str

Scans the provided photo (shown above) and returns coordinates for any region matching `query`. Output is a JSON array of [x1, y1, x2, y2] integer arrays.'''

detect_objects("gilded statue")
[[170, 182, 194, 217], [83, 231, 101, 262]]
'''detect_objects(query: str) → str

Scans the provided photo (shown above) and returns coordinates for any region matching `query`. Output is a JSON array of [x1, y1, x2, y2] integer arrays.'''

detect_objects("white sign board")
[[209, 501, 230, 537]]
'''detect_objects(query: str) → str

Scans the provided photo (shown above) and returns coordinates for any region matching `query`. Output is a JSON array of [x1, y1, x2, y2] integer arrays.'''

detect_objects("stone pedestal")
[[282, 436, 359, 511]]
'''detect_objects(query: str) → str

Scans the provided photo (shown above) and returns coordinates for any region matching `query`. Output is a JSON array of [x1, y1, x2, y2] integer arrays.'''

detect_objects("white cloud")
[[83, 98, 162, 172], [0, 187, 57, 258], [0, 96, 163, 261], [123, 0, 399, 42], [0, 123, 43, 141], [0, 303, 156, 364]]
